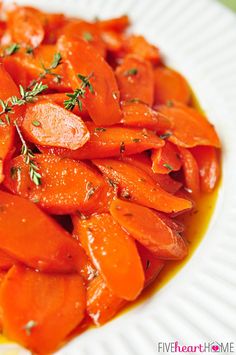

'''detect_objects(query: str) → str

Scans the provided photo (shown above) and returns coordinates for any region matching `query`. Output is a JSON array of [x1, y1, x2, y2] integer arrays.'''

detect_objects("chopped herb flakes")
[[4, 43, 20, 56], [83, 31, 93, 42], [159, 132, 172, 140], [94, 127, 106, 132], [132, 138, 141, 143], [124, 68, 138, 76], [163, 163, 173, 171], [32, 120, 41, 127]]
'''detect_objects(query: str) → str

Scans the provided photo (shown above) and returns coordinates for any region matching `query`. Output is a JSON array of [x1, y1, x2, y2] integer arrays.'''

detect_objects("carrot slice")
[[7, 7, 44, 48], [191, 146, 220, 192], [124, 35, 161, 64], [121, 100, 171, 131], [87, 274, 126, 325], [22, 101, 90, 150], [93, 159, 192, 213], [73, 213, 144, 300], [157, 102, 221, 148], [122, 153, 182, 194], [137, 244, 165, 286], [0, 250, 16, 271], [110, 199, 188, 259], [178, 147, 200, 196], [151, 141, 182, 174], [58, 35, 122, 126], [4, 154, 104, 214], [0, 265, 86, 353], [0, 190, 87, 272], [97, 15, 130, 32], [154, 67, 191, 105], [115, 54, 154, 106]]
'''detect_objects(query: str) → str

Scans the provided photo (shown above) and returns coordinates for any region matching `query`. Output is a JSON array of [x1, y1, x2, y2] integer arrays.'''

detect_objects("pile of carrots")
[[0, 4, 221, 354]]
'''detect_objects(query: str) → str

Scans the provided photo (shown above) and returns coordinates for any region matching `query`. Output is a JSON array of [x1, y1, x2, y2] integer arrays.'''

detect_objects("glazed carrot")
[[151, 141, 182, 174], [101, 30, 124, 53], [154, 212, 185, 233], [7, 7, 44, 48], [60, 20, 106, 57], [22, 101, 90, 150], [73, 213, 144, 300], [122, 153, 182, 194], [124, 35, 161, 64], [157, 102, 221, 148], [115, 54, 154, 106], [4, 154, 104, 214], [0, 190, 88, 272], [0, 250, 16, 271], [121, 100, 171, 131], [137, 244, 165, 287], [58, 35, 122, 125], [154, 67, 191, 105], [110, 199, 188, 259], [3, 44, 71, 91], [37, 122, 164, 159], [97, 15, 130, 32], [178, 147, 200, 196], [191, 146, 220, 192], [93, 159, 192, 213], [87, 274, 126, 325], [0, 265, 86, 353]]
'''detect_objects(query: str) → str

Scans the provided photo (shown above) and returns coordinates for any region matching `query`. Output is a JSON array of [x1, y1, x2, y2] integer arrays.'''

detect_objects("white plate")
[[1, 0, 236, 354]]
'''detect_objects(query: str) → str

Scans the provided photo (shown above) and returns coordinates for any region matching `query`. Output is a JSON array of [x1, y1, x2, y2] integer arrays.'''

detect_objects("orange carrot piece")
[[151, 141, 182, 174], [0, 265, 86, 353], [22, 101, 90, 150], [58, 35, 122, 125], [37, 122, 164, 159], [191, 146, 220, 192], [7, 7, 44, 48], [101, 30, 124, 53], [122, 153, 182, 194], [110, 199, 188, 259], [154, 212, 185, 233], [73, 213, 144, 300], [115, 54, 154, 106], [4, 154, 104, 214], [0, 191, 88, 272], [154, 67, 191, 105], [60, 20, 106, 57], [157, 102, 221, 148], [178, 147, 200, 196], [97, 15, 130, 32], [121, 100, 171, 131], [93, 159, 192, 213], [0, 250, 16, 271], [124, 35, 161, 64], [137, 244, 165, 287], [87, 274, 126, 325], [43, 13, 66, 44]]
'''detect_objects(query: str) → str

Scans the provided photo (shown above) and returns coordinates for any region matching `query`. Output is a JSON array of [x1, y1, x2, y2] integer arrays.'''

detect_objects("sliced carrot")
[[191, 146, 220, 192], [110, 199, 188, 259], [0, 265, 86, 353], [0, 250, 16, 271], [178, 147, 200, 196], [122, 153, 182, 194], [22, 101, 90, 150], [73, 213, 144, 300], [151, 141, 182, 174], [37, 122, 164, 159], [137, 244, 165, 287], [157, 102, 221, 148], [121, 100, 171, 131], [7, 7, 44, 48], [87, 274, 126, 326], [115, 54, 154, 106], [154, 211, 185, 233], [124, 35, 161, 64], [0, 190, 88, 272], [97, 15, 130, 32], [43, 13, 66, 44], [4, 154, 104, 214], [154, 67, 191, 105], [101, 30, 124, 53], [58, 35, 122, 126], [93, 159, 192, 213], [60, 20, 106, 57]]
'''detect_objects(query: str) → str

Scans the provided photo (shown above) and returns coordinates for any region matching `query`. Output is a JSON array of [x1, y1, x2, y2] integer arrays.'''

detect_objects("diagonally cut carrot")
[[178, 147, 200, 197], [110, 199, 188, 260], [151, 141, 182, 174], [0, 265, 86, 353], [124, 35, 160, 64], [73, 213, 144, 300], [93, 159, 192, 213], [0, 191, 88, 273]]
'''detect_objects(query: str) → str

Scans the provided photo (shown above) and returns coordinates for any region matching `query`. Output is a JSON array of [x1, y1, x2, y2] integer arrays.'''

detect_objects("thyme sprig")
[[64, 72, 94, 111]]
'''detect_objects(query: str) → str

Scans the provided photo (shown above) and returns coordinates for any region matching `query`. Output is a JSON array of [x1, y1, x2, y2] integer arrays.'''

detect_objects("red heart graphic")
[[212, 345, 219, 352]]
